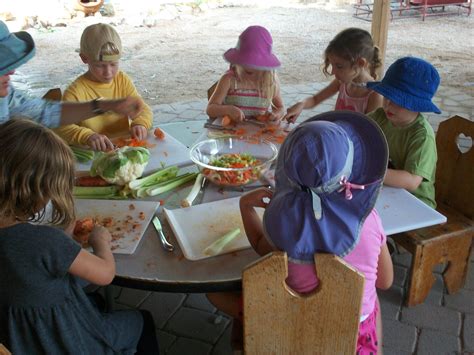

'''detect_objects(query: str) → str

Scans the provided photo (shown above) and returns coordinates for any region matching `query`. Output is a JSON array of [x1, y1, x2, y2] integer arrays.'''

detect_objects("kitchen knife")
[[152, 216, 174, 252]]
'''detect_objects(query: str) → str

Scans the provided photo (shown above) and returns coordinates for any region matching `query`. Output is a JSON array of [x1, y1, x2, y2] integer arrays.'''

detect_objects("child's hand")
[[268, 110, 284, 123], [229, 106, 245, 122], [88, 225, 112, 251], [284, 102, 305, 123], [240, 187, 273, 209], [131, 125, 148, 141], [88, 133, 115, 151]]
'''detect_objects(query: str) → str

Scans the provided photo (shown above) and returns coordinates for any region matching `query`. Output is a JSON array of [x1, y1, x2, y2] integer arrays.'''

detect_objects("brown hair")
[[323, 28, 382, 79], [0, 119, 75, 227]]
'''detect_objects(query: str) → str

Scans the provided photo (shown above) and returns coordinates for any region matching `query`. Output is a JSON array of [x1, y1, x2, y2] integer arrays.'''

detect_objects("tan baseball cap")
[[80, 23, 122, 62]]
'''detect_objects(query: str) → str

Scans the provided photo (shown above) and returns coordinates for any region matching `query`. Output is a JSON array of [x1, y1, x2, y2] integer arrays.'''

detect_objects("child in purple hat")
[[206, 25, 285, 123], [367, 56, 440, 208], [208, 111, 394, 353]]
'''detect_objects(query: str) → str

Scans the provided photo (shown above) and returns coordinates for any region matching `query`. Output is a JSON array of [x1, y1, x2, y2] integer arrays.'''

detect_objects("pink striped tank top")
[[223, 75, 272, 117]]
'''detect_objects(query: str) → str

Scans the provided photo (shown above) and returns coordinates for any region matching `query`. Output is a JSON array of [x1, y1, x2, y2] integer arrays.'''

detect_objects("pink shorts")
[[357, 300, 379, 355]]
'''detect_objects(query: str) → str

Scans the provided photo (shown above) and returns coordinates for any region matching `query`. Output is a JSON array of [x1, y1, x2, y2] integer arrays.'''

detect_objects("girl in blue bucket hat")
[[209, 111, 394, 353], [206, 25, 285, 124], [367, 56, 440, 208], [0, 21, 144, 128]]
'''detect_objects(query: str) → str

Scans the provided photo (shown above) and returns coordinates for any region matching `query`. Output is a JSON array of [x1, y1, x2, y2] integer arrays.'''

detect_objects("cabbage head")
[[90, 146, 150, 185]]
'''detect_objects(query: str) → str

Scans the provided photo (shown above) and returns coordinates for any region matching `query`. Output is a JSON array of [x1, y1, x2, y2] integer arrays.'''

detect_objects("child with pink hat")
[[206, 26, 285, 123]]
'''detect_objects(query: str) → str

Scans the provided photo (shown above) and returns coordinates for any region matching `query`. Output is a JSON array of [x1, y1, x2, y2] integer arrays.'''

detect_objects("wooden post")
[[371, 0, 391, 79]]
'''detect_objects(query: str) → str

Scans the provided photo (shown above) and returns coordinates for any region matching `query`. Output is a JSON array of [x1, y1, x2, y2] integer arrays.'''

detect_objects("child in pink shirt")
[[238, 111, 394, 354]]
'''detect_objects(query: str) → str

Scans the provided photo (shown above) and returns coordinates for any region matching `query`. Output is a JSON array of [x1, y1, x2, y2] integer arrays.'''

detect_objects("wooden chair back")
[[42, 88, 62, 101], [0, 344, 11, 355], [243, 252, 364, 354], [434, 115, 474, 219], [207, 82, 218, 101]]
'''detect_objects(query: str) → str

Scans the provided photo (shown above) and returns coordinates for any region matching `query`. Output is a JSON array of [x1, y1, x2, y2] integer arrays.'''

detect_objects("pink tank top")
[[334, 83, 371, 114], [285, 209, 386, 317]]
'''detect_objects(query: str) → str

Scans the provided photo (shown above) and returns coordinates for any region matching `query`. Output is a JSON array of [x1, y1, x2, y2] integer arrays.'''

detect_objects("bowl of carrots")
[[190, 137, 278, 187]]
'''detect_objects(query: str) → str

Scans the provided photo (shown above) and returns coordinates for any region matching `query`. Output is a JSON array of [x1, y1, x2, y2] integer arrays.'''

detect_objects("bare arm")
[[69, 226, 115, 286], [268, 81, 285, 122], [384, 168, 423, 191], [59, 96, 144, 126], [206, 74, 244, 122], [375, 243, 394, 290], [239, 188, 275, 256], [284, 79, 340, 123]]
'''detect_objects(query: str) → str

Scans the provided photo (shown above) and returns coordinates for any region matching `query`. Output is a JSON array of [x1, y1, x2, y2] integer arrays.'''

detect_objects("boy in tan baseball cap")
[[55, 23, 152, 151]]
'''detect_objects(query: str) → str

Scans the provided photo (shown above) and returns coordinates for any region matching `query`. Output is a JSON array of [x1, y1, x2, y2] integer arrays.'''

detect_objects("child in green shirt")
[[367, 57, 440, 208]]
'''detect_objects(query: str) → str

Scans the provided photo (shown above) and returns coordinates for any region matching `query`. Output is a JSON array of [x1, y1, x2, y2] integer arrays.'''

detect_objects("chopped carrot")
[[154, 127, 165, 140], [221, 115, 232, 127], [256, 112, 271, 122]]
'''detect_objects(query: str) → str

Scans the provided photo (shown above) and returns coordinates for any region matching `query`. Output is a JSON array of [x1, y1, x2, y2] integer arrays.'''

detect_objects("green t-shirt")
[[368, 108, 437, 208]]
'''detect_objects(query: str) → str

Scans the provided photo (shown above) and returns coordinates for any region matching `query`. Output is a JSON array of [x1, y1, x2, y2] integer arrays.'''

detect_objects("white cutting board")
[[75, 129, 191, 175], [164, 197, 263, 261], [74, 199, 159, 254]]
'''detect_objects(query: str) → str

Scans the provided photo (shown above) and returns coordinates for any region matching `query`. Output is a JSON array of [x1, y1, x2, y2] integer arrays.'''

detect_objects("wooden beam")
[[371, 0, 391, 78]]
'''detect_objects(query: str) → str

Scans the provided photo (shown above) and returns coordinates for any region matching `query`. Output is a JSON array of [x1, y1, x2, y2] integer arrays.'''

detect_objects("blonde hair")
[[0, 119, 75, 228], [323, 28, 382, 80], [233, 65, 278, 102]]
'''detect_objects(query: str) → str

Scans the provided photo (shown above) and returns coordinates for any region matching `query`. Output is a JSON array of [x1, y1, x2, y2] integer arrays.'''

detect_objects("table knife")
[[152, 216, 174, 252], [204, 122, 236, 132]]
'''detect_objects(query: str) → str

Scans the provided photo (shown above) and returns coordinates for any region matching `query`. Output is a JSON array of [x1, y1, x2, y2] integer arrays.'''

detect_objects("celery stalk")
[[203, 228, 241, 256], [146, 173, 197, 196], [73, 186, 124, 199], [128, 166, 179, 190]]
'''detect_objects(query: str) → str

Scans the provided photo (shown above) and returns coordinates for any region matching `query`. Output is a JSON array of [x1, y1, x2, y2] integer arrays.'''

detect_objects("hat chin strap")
[[310, 138, 354, 218]]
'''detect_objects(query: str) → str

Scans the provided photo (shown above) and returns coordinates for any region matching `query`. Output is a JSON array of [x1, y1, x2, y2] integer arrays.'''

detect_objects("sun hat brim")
[[263, 111, 388, 262], [367, 80, 441, 114], [223, 48, 281, 70], [0, 30, 36, 76]]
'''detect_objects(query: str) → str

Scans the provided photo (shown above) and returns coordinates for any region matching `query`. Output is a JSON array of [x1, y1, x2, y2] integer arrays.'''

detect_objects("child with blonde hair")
[[206, 25, 285, 123], [285, 28, 382, 123], [0, 119, 159, 353], [55, 23, 153, 151], [208, 112, 393, 353]]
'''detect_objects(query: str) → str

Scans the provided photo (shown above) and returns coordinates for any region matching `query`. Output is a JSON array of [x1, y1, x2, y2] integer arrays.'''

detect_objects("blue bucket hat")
[[367, 57, 441, 114], [263, 111, 388, 263], [0, 21, 36, 76]]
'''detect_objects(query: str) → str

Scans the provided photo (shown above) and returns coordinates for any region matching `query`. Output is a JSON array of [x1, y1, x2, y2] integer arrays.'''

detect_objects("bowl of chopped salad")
[[190, 137, 278, 187]]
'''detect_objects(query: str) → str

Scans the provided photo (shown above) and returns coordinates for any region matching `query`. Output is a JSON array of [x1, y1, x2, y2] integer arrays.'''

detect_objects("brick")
[[379, 285, 403, 320], [157, 330, 177, 353], [165, 307, 230, 343], [464, 313, 474, 351], [392, 251, 412, 268], [401, 303, 461, 335], [184, 293, 217, 313], [444, 289, 474, 314], [167, 337, 212, 355], [140, 292, 186, 328], [416, 328, 460, 355], [211, 322, 233, 355], [382, 347, 412, 355], [393, 264, 408, 287], [423, 273, 444, 306], [114, 287, 151, 308], [382, 319, 417, 352]]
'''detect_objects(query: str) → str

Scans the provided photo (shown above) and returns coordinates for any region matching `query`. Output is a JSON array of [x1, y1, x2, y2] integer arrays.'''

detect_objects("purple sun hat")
[[223, 25, 281, 70], [263, 111, 388, 263]]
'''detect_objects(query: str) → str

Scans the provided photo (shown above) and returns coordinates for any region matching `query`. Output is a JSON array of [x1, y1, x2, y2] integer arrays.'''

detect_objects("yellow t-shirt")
[[55, 71, 153, 146]]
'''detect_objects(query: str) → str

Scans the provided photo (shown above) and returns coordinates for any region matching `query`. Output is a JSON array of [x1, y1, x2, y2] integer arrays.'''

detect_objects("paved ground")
[[93, 83, 472, 355]]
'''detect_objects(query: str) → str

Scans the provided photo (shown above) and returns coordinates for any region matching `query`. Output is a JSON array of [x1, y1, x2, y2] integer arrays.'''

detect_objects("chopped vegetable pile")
[[202, 153, 262, 186]]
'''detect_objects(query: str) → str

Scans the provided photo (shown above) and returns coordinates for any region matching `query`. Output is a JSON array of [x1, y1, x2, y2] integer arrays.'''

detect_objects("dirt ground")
[[14, 4, 474, 105]]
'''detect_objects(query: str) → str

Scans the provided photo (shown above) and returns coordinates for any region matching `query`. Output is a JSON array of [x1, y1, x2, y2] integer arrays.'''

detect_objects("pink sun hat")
[[223, 25, 281, 70]]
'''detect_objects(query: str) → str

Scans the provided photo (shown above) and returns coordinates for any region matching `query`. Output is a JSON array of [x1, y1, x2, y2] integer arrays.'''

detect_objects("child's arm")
[[69, 226, 116, 286], [239, 188, 275, 256], [284, 79, 340, 123], [384, 169, 423, 192], [206, 74, 245, 122], [365, 91, 383, 114], [375, 243, 393, 289], [268, 80, 285, 122]]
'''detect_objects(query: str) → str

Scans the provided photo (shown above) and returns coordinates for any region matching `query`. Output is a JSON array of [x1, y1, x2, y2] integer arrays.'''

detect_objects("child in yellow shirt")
[[55, 23, 152, 151]]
